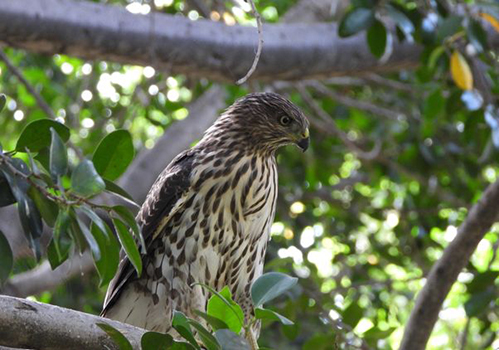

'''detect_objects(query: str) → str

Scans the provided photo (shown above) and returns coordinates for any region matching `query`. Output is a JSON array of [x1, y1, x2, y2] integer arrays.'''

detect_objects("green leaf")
[[467, 19, 488, 53], [67, 213, 87, 254], [303, 334, 337, 350], [93, 130, 135, 181], [436, 15, 463, 42], [34, 147, 50, 173], [78, 205, 109, 239], [2, 163, 43, 258], [213, 329, 250, 350], [28, 187, 58, 227], [16, 119, 70, 152], [0, 230, 13, 284], [386, 5, 414, 39], [207, 286, 244, 334], [104, 179, 140, 209], [172, 311, 200, 349], [112, 205, 145, 252], [71, 159, 106, 197], [75, 213, 100, 260], [254, 308, 293, 325], [187, 319, 221, 350], [0, 94, 6, 113], [338, 7, 375, 38], [49, 127, 68, 180], [465, 288, 496, 317], [141, 332, 175, 350], [113, 218, 142, 276], [363, 326, 396, 341], [367, 19, 387, 59], [0, 172, 16, 207], [428, 46, 445, 70], [251, 272, 298, 308], [47, 237, 69, 270], [91, 222, 119, 287], [50, 208, 72, 268], [342, 301, 363, 328], [193, 310, 230, 331], [467, 271, 499, 294], [96, 323, 133, 350]]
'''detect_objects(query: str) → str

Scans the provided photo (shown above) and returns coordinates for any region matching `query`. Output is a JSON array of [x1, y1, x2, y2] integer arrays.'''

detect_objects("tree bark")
[[0, 0, 424, 82], [399, 179, 499, 350], [0, 295, 145, 350]]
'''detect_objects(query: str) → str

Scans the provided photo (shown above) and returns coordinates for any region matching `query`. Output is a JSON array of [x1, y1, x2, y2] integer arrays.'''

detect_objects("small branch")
[[296, 84, 382, 161], [0, 152, 106, 210], [0, 295, 145, 350], [459, 318, 470, 350], [308, 81, 408, 121], [399, 178, 499, 350], [0, 50, 56, 120], [236, 0, 264, 85], [0, 49, 84, 160], [364, 74, 419, 94]]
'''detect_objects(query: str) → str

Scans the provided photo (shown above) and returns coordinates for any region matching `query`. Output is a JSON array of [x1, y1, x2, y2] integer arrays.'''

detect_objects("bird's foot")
[[246, 330, 259, 350]]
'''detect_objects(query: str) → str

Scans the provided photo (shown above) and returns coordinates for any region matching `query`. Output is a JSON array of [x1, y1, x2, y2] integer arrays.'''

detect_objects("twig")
[[308, 81, 407, 121], [0, 49, 84, 160], [236, 0, 263, 85], [0, 152, 107, 211], [364, 74, 420, 94], [459, 318, 470, 350], [0, 50, 56, 119], [399, 178, 499, 350], [297, 85, 382, 161]]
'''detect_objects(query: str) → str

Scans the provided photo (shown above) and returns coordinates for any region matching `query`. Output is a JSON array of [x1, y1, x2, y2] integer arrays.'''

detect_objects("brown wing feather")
[[101, 150, 195, 315]]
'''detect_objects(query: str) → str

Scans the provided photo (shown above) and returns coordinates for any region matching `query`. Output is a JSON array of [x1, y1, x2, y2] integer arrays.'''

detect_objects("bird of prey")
[[101, 92, 310, 345]]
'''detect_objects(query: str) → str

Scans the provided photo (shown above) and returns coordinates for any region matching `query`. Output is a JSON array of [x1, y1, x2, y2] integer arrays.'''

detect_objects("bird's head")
[[221, 92, 310, 153]]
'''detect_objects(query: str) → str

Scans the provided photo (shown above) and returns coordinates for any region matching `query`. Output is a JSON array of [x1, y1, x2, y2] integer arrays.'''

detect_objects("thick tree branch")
[[399, 178, 499, 350], [0, 0, 425, 82], [0, 295, 145, 350]]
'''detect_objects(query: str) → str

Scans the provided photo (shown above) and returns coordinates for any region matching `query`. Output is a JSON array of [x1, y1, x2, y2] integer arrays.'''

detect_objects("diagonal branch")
[[0, 295, 145, 350], [308, 81, 408, 121], [399, 178, 499, 350], [0, 50, 56, 119]]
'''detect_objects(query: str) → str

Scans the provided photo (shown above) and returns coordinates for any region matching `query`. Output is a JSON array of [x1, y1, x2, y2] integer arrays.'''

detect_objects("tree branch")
[[236, 0, 264, 85], [0, 295, 145, 350], [0, 0, 426, 82], [399, 178, 499, 350], [0, 50, 56, 119]]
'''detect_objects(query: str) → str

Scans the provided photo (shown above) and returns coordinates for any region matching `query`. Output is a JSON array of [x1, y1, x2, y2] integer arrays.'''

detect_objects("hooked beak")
[[296, 127, 310, 152]]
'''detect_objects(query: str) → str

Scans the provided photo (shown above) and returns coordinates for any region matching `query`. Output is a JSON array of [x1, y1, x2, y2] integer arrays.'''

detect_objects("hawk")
[[101, 92, 309, 345]]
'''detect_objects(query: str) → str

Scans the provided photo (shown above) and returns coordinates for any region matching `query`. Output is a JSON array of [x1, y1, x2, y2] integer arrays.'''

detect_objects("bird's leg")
[[245, 329, 259, 350]]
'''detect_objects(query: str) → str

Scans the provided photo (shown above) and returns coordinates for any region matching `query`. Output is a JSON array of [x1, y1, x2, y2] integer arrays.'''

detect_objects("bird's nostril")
[[302, 128, 310, 139]]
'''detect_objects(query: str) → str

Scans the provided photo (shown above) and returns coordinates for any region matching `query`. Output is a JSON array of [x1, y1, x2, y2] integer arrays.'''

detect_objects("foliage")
[[1, 0, 499, 349], [0, 108, 142, 284], [102, 273, 295, 350]]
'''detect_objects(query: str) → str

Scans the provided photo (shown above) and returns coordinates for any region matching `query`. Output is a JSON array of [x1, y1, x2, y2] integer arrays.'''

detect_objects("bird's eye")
[[280, 116, 291, 126]]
